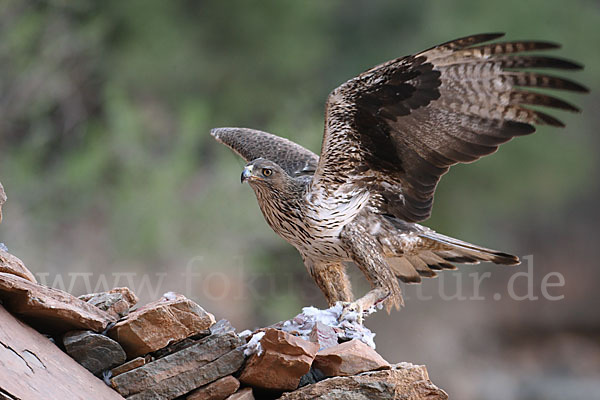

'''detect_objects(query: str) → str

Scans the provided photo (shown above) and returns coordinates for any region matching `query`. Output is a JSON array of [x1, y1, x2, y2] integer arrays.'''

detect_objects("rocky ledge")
[[0, 181, 447, 400]]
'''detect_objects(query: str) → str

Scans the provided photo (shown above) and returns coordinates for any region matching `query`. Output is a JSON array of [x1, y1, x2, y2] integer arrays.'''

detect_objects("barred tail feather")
[[387, 231, 519, 284], [420, 231, 520, 265]]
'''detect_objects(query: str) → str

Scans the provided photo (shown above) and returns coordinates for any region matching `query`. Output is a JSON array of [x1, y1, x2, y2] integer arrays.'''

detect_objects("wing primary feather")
[[511, 90, 580, 112], [493, 55, 584, 70], [466, 40, 561, 55], [420, 32, 506, 54], [503, 72, 589, 92], [531, 109, 566, 127]]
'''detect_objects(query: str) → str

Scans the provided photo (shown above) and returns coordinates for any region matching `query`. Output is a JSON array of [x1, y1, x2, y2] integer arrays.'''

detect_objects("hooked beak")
[[241, 165, 253, 183]]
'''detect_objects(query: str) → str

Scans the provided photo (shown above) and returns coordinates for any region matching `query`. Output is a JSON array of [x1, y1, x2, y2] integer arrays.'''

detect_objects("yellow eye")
[[262, 168, 273, 177]]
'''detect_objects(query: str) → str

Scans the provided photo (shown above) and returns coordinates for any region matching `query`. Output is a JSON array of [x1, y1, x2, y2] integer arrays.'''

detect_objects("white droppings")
[[238, 329, 253, 339], [162, 292, 178, 301], [244, 331, 266, 357], [277, 303, 378, 349]]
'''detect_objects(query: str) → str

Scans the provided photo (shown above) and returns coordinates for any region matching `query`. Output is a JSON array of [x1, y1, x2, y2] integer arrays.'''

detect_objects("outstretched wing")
[[211, 127, 319, 177], [313, 33, 588, 222]]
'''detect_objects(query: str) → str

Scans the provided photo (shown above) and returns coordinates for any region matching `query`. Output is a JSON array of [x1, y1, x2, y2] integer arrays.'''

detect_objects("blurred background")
[[0, 0, 598, 398]]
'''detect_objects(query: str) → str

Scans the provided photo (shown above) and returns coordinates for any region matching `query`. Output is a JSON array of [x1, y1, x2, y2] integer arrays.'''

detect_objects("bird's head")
[[241, 158, 287, 189]]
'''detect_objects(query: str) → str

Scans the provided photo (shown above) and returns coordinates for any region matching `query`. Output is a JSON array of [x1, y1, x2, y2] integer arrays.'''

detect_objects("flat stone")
[[63, 330, 126, 375], [186, 375, 240, 400], [239, 328, 319, 391], [128, 347, 245, 400], [111, 331, 244, 398], [151, 330, 211, 360], [0, 181, 6, 223], [79, 287, 139, 319], [210, 319, 236, 335], [0, 249, 37, 283], [279, 363, 448, 400], [0, 273, 116, 334], [111, 356, 151, 377], [107, 293, 215, 358], [313, 339, 390, 377], [0, 304, 124, 400], [225, 388, 254, 400], [308, 322, 338, 350]]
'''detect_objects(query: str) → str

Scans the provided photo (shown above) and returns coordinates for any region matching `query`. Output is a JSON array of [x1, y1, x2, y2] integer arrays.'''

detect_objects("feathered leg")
[[340, 221, 403, 318], [302, 257, 354, 305]]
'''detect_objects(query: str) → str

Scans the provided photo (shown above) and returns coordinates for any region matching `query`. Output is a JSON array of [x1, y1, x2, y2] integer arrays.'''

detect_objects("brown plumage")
[[212, 33, 587, 316]]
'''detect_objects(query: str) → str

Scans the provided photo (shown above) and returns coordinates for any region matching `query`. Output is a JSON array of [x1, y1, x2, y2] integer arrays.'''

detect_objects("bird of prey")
[[212, 33, 586, 317]]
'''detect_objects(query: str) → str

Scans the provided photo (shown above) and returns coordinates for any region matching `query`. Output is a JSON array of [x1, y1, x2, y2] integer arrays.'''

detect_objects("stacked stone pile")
[[0, 181, 446, 400]]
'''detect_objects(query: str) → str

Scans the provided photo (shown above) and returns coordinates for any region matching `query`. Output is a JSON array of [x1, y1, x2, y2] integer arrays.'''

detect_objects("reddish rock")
[[279, 363, 447, 400], [0, 305, 124, 400], [308, 321, 338, 350], [0, 273, 116, 334], [0, 249, 37, 283], [226, 388, 254, 400], [0, 181, 5, 223], [79, 287, 138, 319], [186, 375, 240, 400], [239, 328, 319, 391], [107, 293, 215, 358], [313, 339, 390, 377], [111, 356, 150, 377]]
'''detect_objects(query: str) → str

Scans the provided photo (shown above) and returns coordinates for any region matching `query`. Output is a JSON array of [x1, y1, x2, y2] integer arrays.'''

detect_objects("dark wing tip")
[[492, 252, 520, 266], [576, 83, 591, 93], [535, 111, 566, 127], [472, 32, 506, 42], [526, 41, 561, 50], [556, 78, 590, 93], [447, 32, 506, 48], [419, 33, 506, 56], [567, 60, 585, 71], [557, 59, 585, 70]]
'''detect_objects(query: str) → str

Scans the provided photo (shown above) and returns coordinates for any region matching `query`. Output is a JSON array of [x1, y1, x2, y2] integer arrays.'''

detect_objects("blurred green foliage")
[[0, 0, 598, 320]]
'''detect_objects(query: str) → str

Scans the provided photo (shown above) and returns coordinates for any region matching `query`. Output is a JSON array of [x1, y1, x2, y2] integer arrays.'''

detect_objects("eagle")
[[211, 33, 586, 318]]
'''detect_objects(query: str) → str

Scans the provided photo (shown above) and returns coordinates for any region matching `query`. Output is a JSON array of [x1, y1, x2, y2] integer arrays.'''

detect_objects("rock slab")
[[151, 330, 211, 359], [62, 330, 126, 375], [0, 273, 116, 334], [111, 331, 244, 398], [79, 287, 138, 319], [108, 293, 216, 358], [111, 356, 151, 377], [313, 339, 390, 377], [279, 363, 448, 400], [0, 304, 124, 400], [239, 328, 319, 391], [226, 388, 254, 400], [0, 249, 37, 283], [186, 375, 240, 400]]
